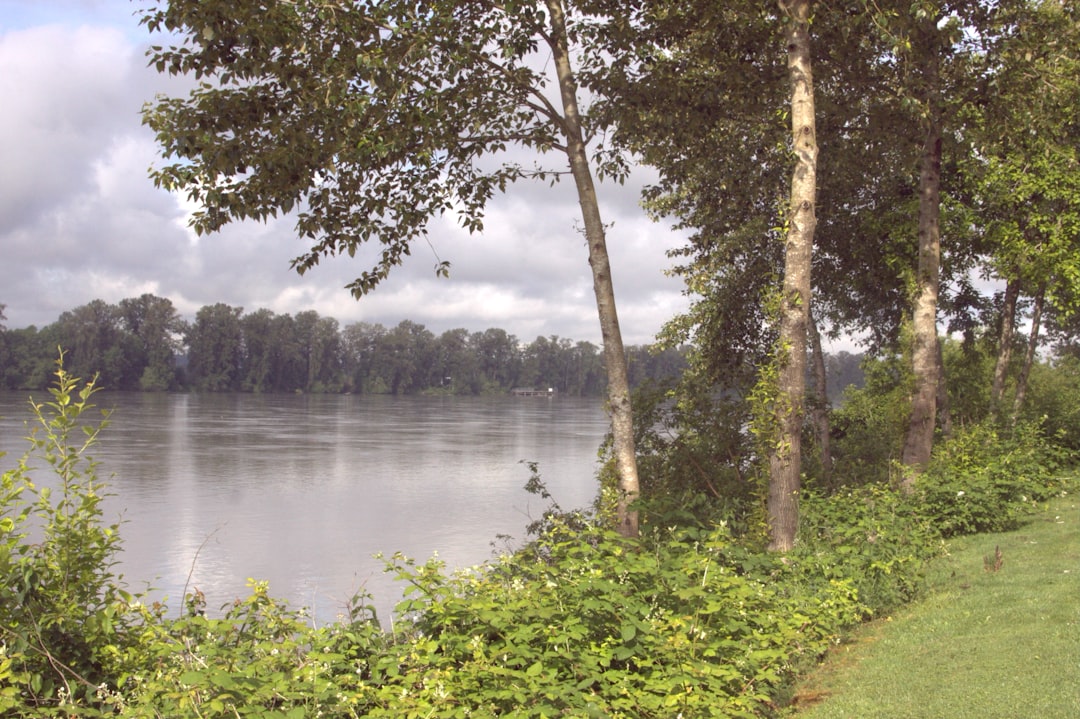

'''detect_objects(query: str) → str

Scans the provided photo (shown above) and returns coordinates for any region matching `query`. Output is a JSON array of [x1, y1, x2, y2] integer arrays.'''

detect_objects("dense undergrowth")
[[1, 361, 1074, 717]]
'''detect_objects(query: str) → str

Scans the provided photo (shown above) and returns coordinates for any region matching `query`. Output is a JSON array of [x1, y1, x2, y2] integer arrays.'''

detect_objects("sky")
[[0, 1, 691, 347]]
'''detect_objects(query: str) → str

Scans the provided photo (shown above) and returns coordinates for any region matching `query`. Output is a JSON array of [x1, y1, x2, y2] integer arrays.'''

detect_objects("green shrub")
[[116, 581, 387, 718], [792, 485, 944, 615], [1021, 356, 1080, 452], [627, 378, 761, 534], [117, 520, 862, 718], [372, 517, 860, 719], [914, 420, 1072, 537], [940, 337, 994, 427], [0, 355, 139, 715]]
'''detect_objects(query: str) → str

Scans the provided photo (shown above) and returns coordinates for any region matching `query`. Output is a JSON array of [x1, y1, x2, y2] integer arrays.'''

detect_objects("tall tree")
[[142, 0, 643, 534], [118, 293, 185, 391], [588, 2, 826, 543], [592, 1, 843, 544], [294, 310, 344, 392], [0, 326, 51, 390], [851, 0, 997, 481], [342, 321, 387, 394], [471, 327, 521, 392], [239, 308, 277, 392], [375, 320, 436, 396], [766, 0, 818, 551], [973, 0, 1080, 422], [434, 328, 481, 394], [49, 300, 130, 389], [897, 12, 946, 477], [186, 303, 244, 391]]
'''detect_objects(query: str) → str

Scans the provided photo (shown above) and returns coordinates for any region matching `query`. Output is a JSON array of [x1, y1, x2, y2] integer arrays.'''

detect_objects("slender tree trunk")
[[545, 0, 640, 537], [1011, 285, 1045, 426], [768, 0, 817, 551], [808, 306, 833, 485], [990, 277, 1020, 422], [935, 336, 952, 438], [900, 50, 942, 487]]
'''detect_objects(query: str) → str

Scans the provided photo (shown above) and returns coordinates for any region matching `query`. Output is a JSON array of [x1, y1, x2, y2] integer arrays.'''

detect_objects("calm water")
[[0, 391, 609, 622]]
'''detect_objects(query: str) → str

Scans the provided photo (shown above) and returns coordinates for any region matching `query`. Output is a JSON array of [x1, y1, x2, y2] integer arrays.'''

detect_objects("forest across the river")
[[0, 293, 868, 399]]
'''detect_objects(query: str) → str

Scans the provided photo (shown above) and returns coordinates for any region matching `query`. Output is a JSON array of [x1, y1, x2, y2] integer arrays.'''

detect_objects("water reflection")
[[0, 392, 608, 622]]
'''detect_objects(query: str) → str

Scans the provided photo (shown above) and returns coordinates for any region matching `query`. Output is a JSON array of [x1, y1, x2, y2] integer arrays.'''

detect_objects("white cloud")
[[0, 12, 689, 347]]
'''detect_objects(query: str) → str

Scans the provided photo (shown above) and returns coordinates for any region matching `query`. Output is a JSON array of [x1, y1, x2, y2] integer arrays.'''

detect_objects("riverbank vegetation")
[[1, 354, 1075, 716], [3, 0, 1079, 713]]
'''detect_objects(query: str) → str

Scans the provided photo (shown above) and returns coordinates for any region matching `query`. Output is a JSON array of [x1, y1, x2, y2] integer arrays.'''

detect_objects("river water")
[[0, 391, 609, 623]]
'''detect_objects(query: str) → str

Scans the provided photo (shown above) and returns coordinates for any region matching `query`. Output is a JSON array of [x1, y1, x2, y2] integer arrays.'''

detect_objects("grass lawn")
[[784, 493, 1079, 719]]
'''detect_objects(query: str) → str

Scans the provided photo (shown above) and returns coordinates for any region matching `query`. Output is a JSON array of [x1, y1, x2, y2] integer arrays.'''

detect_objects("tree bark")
[[1011, 285, 1044, 426], [768, 0, 817, 551], [808, 306, 833, 485], [545, 0, 640, 537], [990, 277, 1020, 422], [900, 48, 942, 487], [935, 336, 952, 439]]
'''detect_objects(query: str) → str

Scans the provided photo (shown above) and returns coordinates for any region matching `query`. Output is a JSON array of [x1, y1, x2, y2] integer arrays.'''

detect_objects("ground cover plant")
[[0, 362, 1073, 717]]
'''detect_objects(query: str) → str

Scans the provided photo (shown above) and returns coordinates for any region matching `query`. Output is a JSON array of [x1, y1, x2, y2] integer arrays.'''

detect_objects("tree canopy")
[[130, 0, 1080, 542]]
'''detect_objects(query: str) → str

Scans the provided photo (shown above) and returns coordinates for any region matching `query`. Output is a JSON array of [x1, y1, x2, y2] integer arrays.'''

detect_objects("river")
[[0, 391, 609, 623]]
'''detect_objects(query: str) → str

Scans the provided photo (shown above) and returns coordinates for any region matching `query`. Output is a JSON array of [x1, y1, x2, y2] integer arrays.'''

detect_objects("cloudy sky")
[[0, 1, 691, 346]]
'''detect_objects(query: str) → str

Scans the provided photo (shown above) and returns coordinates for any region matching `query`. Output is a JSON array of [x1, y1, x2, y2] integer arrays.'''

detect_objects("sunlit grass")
[[785, 491, 1080, 719]]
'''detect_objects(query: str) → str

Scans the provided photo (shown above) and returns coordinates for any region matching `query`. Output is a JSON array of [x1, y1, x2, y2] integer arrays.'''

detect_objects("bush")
[[627, 378, 761, 534], [100, 518, 862, 718], [370, 517, 860, 718], [1021, 356, 1080, 453], [117, 582, 387, 718], [0, 356, 139, 714], [914, 420, 1073, 537], [792, 485, 944, 615]]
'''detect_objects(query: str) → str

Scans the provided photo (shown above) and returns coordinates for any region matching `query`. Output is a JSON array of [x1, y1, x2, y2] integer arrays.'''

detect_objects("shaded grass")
[[785, 494, 1080, 719]]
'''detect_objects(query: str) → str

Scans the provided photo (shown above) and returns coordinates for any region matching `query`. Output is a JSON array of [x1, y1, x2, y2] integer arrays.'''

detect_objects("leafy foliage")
[[826, 351, 913, 487], [628, 377, 760, 534], [117, 583, 387, 718], [0, 356, 138, 713], [794, 485, 943, 613], [914, 421, 1073, 537]]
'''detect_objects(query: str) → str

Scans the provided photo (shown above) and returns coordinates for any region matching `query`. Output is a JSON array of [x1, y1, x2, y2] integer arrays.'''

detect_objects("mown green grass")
[[785, 493, 1080, 719]]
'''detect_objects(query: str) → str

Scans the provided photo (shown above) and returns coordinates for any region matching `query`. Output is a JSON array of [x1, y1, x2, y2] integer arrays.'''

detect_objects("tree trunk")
[[1011, 285, 1045, 426], [900, 50, 942, 487], [545, 0, 640, 537], [990, 277, 1020, 422], [768, 0, 817, 551], [935, 336, 952, 439], [808, 306, 833, 485]]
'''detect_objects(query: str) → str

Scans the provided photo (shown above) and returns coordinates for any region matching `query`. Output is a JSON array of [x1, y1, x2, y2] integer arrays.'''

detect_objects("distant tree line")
[[0, 295, 691, 396]]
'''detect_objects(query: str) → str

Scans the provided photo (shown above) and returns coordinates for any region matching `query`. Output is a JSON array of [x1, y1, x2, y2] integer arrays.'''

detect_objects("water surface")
[[0, 391, 609, 622]]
